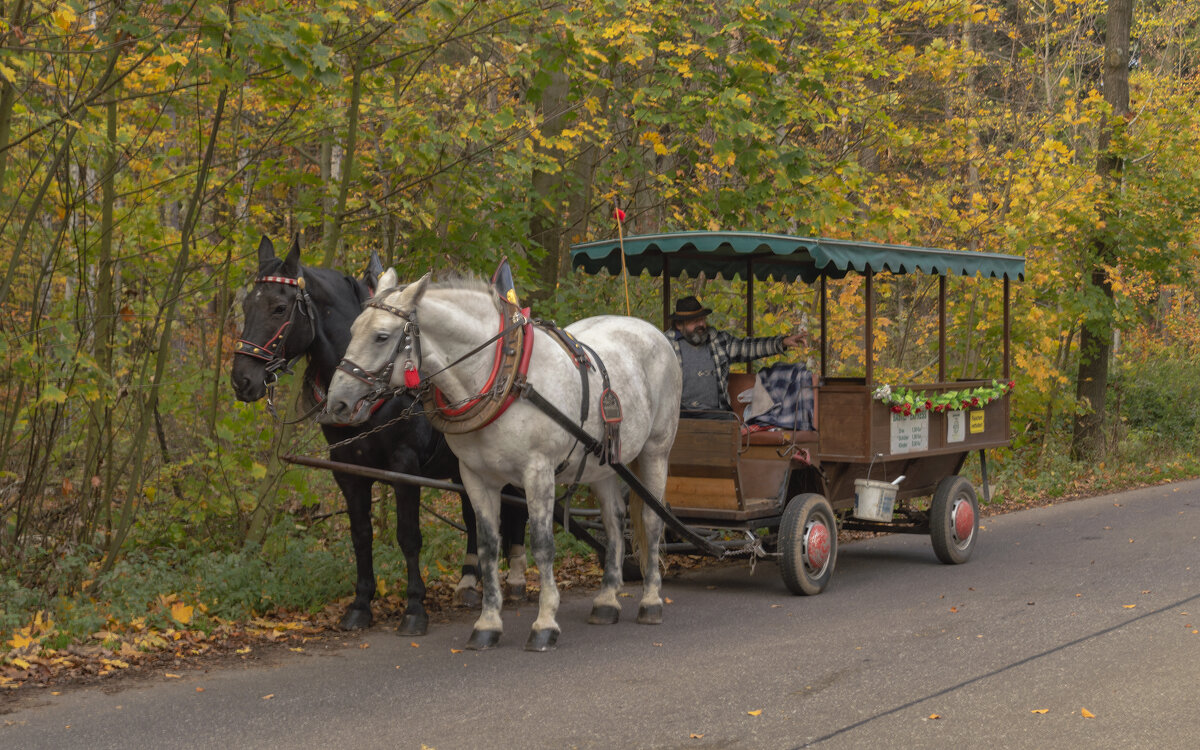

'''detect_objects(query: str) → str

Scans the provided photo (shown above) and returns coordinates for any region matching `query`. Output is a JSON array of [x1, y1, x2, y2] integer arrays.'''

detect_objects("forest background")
[[3, 0, 1200, 670]]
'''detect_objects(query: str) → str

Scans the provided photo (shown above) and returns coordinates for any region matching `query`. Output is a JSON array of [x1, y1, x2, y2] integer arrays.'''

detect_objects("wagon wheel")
[[779, 493, 837, 596], [929, 475, 979, 565]]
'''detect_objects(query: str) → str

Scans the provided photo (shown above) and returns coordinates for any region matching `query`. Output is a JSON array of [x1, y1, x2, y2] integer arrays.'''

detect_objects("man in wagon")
[[667, 295, 808, 420]]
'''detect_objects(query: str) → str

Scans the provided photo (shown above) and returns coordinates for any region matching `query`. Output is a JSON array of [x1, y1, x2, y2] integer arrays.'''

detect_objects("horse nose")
[[231, 372, 258, 400], [320, 398, 351, 424]]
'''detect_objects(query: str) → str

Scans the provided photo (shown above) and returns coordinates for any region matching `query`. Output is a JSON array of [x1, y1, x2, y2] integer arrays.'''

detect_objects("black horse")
[[230, 235, 528, 634]]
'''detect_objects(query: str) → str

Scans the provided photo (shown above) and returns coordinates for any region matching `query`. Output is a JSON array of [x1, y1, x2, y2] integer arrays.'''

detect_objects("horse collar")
[[424, 300, 533, 435]]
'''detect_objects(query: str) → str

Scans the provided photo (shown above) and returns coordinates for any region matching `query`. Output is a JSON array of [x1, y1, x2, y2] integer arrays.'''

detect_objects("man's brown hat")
[[671, 295, 712, 321]]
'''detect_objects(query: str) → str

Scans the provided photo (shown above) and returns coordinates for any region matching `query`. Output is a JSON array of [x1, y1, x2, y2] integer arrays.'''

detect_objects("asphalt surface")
[[3, 480, 1198, 749]]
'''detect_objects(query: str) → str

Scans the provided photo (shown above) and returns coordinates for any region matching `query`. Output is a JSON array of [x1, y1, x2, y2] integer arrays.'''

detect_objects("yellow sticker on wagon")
[[969, 410, 985, 434]]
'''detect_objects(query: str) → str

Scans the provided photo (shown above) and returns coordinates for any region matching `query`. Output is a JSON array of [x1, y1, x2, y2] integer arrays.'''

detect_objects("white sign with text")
[[890, 412, 929, 454]]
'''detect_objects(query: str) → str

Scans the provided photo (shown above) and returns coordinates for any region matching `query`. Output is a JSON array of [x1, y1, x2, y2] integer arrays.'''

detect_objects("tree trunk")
[[1071, 0, 1132, 461], [99, 0, 236, 573], [323, 48, 363, 268], [528, 59, 571, 303]]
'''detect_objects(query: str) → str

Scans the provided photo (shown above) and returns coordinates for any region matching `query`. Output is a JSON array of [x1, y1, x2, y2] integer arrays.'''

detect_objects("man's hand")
[[782, 332, 808, 350]]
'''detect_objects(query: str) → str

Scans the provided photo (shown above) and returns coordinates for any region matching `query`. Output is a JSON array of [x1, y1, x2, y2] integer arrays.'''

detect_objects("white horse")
[[319, 269, 681, 651]]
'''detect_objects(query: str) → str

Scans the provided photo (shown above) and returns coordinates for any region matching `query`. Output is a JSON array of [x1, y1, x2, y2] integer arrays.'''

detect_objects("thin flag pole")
[[614, 204, 631, 315]]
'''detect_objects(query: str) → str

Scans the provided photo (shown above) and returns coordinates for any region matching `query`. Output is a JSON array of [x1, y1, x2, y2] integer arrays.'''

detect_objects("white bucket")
[[853, 478, 897, 522]]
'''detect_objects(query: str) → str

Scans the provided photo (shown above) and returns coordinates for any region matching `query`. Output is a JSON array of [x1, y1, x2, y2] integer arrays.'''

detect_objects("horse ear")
[[378, 267, 399, 291], [400, 271, 431, 307], [256, 236, 276, 270], [363, 250, 384, 287], [281, 234, 302, 277]]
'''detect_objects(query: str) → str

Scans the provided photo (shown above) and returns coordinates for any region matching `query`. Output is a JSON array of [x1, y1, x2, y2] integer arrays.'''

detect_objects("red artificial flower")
[[614, 207, 626, 222]]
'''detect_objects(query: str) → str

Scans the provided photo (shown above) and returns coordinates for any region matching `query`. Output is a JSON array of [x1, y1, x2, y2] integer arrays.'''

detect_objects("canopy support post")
[[1003, 276, 1011, 380], [938, 275, 947, 382], [820, 276, 828, 380], [662, 256, 671, 330], [865, 270, 875, 385]]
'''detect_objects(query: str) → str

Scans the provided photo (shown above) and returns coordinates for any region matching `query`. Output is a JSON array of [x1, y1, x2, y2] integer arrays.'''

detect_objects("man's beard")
[[683, 327, 708, 346]]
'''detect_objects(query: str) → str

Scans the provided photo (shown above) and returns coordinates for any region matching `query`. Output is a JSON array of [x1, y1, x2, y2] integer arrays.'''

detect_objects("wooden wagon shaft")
[[280, 453, 606, 553]]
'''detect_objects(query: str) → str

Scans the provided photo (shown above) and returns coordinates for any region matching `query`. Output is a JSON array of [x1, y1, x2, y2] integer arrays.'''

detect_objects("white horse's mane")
[[369, 272, 492, 306]]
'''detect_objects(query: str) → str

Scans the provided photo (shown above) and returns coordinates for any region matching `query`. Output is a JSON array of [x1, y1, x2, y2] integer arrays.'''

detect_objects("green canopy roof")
[[571, 231, 1025, 282]]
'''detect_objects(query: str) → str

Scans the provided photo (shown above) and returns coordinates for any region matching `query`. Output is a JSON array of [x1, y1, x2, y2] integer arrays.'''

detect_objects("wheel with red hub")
[[780, 493, 837, 595], [930, 475, 979, 565]]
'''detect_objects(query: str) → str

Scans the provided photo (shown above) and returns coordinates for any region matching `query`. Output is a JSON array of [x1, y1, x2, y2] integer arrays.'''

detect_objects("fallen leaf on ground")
[[928, 714, 941, 720], [410, 642, 419, 648], [690, 733, 704, 739], [164, 673, 181, 679], [747, 709, 762, 716], [1123, 605, 1136, 609], [1031, 709, 1048, 714], [1081, 708, 1095, 718], [262, 694, 274, 700]]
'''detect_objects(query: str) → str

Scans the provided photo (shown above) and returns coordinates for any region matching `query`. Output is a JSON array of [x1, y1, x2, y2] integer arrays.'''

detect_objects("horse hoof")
[[503, 583, 529, 603], [465, 629, 502, 650], [339, 608, 373, 631], [397, 613, 428, 636], [454, 588, 482, 609], [587, 605, 620, 625], [637, 604, 663, 625], [524, 629, 559, 652]]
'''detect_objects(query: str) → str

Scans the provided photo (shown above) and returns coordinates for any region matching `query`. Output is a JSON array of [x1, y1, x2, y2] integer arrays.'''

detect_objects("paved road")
[[3, 480, 1198, 749]]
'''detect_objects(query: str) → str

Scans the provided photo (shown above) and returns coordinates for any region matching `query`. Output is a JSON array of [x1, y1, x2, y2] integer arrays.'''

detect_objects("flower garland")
[[872, 380, 1015, 417]]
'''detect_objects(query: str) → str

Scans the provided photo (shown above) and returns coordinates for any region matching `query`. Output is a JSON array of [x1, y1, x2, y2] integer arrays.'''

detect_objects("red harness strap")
[[430, 306, 533, 429]]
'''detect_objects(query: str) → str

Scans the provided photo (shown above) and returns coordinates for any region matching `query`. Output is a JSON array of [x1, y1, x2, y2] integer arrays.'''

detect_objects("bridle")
[[233, 273, 316, 391], [333, 286, 532, 432], [333, 290, 421, 410]]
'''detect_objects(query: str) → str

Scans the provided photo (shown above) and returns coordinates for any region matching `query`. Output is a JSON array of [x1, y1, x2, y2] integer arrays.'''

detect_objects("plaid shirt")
[[666, 328, 786, 410]]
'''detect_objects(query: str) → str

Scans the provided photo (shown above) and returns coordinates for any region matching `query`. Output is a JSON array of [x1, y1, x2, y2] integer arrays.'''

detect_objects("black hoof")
[[503, 582, 529, 603], [465, 629, 502, 650], [453, 587, 482, 609], [397, 612, 428, 636], [637, 604, 663, 625], [524, 629, 559, 652], [588, 604, 620, 625], [339, 608, 373, 631]]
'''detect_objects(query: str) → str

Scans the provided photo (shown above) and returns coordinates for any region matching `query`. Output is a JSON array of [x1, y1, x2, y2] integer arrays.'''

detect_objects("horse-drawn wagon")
[[570, 231, 1024, 595], [264, 230, 1022, 648]]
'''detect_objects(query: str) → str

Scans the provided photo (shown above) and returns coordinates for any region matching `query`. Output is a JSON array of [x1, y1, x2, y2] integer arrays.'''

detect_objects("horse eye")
[[273, 304, 286, 315], [375, 332, 389, 343]]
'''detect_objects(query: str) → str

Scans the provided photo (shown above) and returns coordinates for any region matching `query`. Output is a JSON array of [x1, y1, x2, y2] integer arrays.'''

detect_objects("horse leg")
[[334, 472, 376, 630], [630, 456, 668, 625], [393, 482, 428, 635], [586, 475, 626, 625], [453, 491, 483, 609], [522, 471, 560, 651], [459, 467, 504, 650], [501, 487, 529, 602]]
